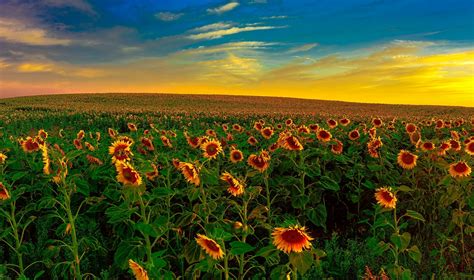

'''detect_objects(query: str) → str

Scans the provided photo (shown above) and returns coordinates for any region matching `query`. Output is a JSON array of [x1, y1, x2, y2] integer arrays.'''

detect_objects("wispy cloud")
[[261, 15, 287, 19], [0, 17, 71, 46], [191, 22, 233, 32], [207, 2, 239, 15], [44, 0, 96, 14], [180, 41, 277, 55], [155, 12, 184, 21], [287, 43, 319, 53], [187, 23, 286, 40]]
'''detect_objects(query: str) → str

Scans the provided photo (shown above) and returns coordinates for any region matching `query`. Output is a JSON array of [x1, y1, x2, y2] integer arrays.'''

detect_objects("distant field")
[[1, 93, 473, 119]]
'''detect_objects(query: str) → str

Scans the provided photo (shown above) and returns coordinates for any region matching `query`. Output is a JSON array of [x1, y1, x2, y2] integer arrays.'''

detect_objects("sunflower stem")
[[10, 201, 24, 276], [139, 195, 154, 267]]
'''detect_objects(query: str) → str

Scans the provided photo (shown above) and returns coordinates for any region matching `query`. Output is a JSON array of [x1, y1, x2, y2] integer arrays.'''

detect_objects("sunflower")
[[368, 127, 377, 138], [108, 128, 117, 138], [230, 149, 244, 163], [41, 144, 51, 175], [435, 120, 444, 129], [233, 124, 242, 132], [86, 155, 103, 165], [254, 121, 263, 131], [201, 139, 223, 159], [449, 161, 471, 178], [340, 118, 350, 126], [449, 139, 461, 151], [38, 129, 48, 139], [146, 163, 159, 181], [0, 182, 10, 201], [437, 142, 451, 156], [410, 132, 421, 146], [109, 140, 133, 163], [220, 172, 245, 196], [309, 124, 319, 132], [298, 125, 310, 134], [348, 130, 360, 141], [195, 234, 224, 260], [185, 132, 202, 148], [420, 142, 435, 151], [247, 136, 258, 146], [317, 129, 332, 142], [20, 137, 40, 153], [247, 150, 271, 172], [116, 162, 142, 187], [127, 123, 138, 132], [465, 140, 474, 155], [281, 135, 303, 151], [261, 127, 274, 139], [285, 119, 293, 126], [161, 136, 173, 148], [73, 139, 83, 150], [0, 153, 7, 164], [327, 119, 338, 129], [226, 133, 234, 141], [372, 118, 383, 128], [77, 130, 85, 140], [85, 142, 95, 151], [272, 225, 313, 254], [397, 150, 417, 170], [375, 187, 397, 209], [128, 259, 149, 280], [450, 131, 460, 140], [178, 162, 200, 186], [405, 123, 417, 134], [331, 139, 343, 155], [268, 142, 279, 152]]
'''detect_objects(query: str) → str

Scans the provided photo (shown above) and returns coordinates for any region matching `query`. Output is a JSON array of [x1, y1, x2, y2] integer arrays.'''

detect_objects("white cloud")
[[191, 22, 233, 32], [207, 2, 239, 15], [188, 24, 285, 40], [287, 43, 319, 53], [0, 17, 71, 46], [155, 12, 184, 21], [262, 15, 288, 20], [181, 41, 277, 55]]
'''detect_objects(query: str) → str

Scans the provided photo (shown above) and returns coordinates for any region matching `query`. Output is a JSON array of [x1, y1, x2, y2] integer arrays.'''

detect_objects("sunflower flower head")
[[397, 150, 418, 170], [109, 140, 133, 163], [220, 172, 245, 196], [178, 162, 200, 186], [195, 234, 225, 260], [201, 139, 223, 159], [375, 187, 397, 209], [128, 259, 149, 280], [449, 161, 471, 178], [116, 162, 142, 187], [272, 225, 313, 254], [0, 182, 11, 201]]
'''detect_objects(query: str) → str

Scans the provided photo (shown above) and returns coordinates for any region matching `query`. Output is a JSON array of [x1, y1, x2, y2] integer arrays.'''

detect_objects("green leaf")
[[306, 204, 327, 230], [397, 185, 413, 192], [134, 222, 158, 238], [367, 164, 383, 172], [230, 241, 255, 255], [270, 265, 288, 280], [390, 232, 410, 250], [184, 240, 203, 264], [292, 194, 310, 209], [405, 210, 425, 222], [105, 204, 137, 224], [256, 245, 280, 266], [11, 171, 29, 182], [316, 176, 340, 191], [289, 251, 313, 275], [408, 245, 421, 264]]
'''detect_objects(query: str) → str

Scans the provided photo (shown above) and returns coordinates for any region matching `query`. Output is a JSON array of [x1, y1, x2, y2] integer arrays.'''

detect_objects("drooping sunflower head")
[[178, 162, 200, 186], [116, 162, 142, 187], [449, 161, 471, 178], [375, 187, 397, 209], [0, 182, 10, 201], [86, 155, 103, 165], [20, 137, 40, 153], [331, 139, 343, 155], [229, 149, 244, 163], [201, 139, 223, 159], [397, 150, 418, 170], [195, 234, 225, 260], [109, 140, 133, 163], [282, 135, 303, 151], [0, 153, 7, 164], [220, 172, 245, 196], [272, 225, 313, 254], [128, 259, 149, 280]]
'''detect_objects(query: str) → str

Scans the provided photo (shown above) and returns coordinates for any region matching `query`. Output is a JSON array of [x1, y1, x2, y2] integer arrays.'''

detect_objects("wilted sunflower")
[[261, 127, 274, 139], [0, 182, 10, 200], [331, 139, 343, 155], [281, 135, 303, 151], [272, 225, 313, 254], [20, 137, 40, 153], [348, 130, 360, 141], [465, 140, 474, 155], [317, 129, 332, 142], [375, 187, 397, 209], [220, 172, 245, 196], [247, 150, 271, 172], [195, 234, 224, 260], [449, 161, 471, 178], [230, 149, 244, 163], [397, 150, 418, 170], [116, 162, 142, 187], [201, 139, 223, 159], [109, 140, 133, 163], [0, 153, 7, 164], [128, 259, 149, 280], [178, 162, 200, 186]]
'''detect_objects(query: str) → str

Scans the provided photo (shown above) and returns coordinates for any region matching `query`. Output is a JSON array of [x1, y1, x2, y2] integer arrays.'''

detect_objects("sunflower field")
[[0, 96, 473, 279]]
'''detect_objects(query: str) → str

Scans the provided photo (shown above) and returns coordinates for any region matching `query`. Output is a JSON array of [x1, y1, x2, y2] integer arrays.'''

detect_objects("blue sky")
[[0, 0, 473, 105]]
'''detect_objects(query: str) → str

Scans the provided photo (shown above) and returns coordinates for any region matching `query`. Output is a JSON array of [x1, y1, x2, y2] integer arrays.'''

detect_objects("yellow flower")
[[128, 259, 149, 280], [375, 187, 397, 209], [272, 225, 313, 254], [195, 234, 224, 260]]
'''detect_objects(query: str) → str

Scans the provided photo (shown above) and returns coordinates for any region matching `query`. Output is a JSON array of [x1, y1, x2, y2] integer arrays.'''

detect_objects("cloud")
[[180, 41, 277, 55], [287, 43, 319, 53], [207, 2, 239, 15], [187, 24, 285, 40], [191, 22, 233, 32], [0, 17, 71, 46], [155, 12, 184, 21], [262, 15, 288, 20], [44, 0, 96, 14]]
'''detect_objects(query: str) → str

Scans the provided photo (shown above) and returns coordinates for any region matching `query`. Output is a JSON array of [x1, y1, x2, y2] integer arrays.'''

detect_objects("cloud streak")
[[187, 24, 285, 40], [0, 17, 71, 46], [207, 2, 239, 15]]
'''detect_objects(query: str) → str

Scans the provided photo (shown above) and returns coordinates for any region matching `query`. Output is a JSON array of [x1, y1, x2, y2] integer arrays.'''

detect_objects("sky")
[[0, 0, 473, 106]]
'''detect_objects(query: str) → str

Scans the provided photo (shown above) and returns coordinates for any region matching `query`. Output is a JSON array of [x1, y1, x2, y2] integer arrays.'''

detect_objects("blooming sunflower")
[[0, 153, 7, 164], [372, 118, 383, 128], [201, 139, 223, 159], [327, 119, 338, 129], [73, 139, 83, 150], [109, 140, 133, 163], [141, 137, 154, 151], [127, 123, 138, 132], [230, 149, 244, 163], [397, 150, 418, 170], [185, 132, 202, 148], [247, 150, 271, 172], [261, 127, 274, 139], [298, 125, 310, 134], [375, 187, 397, 209], [108, 128, 117, 138], [405, 123, 417, 134], [348, 130, 360, 141], [0, 182, 10, 201], [254, 121, 263, 131], [116, 162, 142, 187], [195, 234, 224, 260], [128, 259, 149, 280], [465, 140, 474, 155], [435, 120, 444, 129], [410, 132, 421, 146], [178, 162, 200, 186], [309, 124, 319, 132], [331, 139, 343, 155], [272, 225, 313, 254], [20, 137, 40, 153], [449, 161, 471, 178], [437, 142, 451, 156], [340, 118, 350, 126], [420, 142, 435, 151], [38, 129, 48, 139], [220, 172, 245, 196], [247, 136, 258, 146], [449, 139, 461, 151], [77, 130, 85, 140], [285, 119, 293, 126], [281, 135, 303, 151], [233, 124, 242, 132], [317, 129, 332, 142]]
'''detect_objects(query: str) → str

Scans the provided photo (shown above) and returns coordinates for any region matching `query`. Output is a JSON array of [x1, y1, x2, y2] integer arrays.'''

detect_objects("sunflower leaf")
[[405, 210, 425, 222], [230, 241, 255, 255]]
